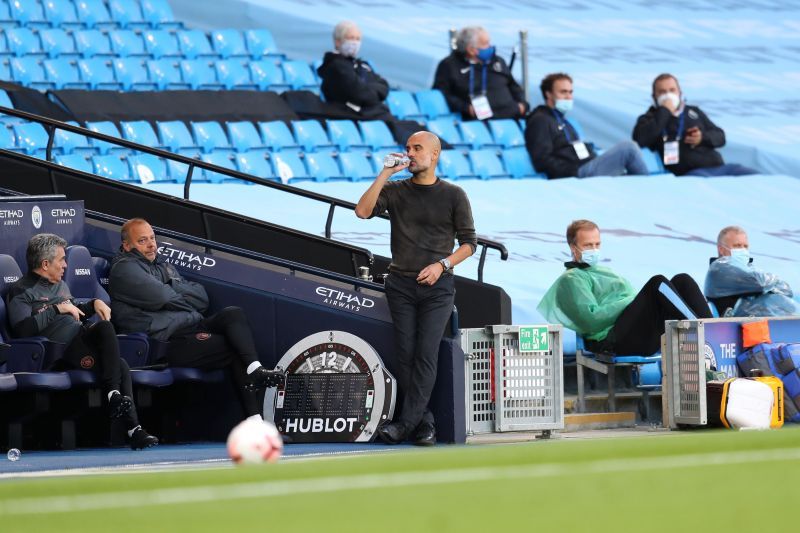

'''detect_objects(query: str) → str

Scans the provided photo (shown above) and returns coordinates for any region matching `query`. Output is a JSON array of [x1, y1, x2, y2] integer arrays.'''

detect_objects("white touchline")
[[1, 447, 798, 516]]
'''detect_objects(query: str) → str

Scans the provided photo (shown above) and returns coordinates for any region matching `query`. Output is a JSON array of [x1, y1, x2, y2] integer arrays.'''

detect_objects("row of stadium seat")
[[0, 27, 282, 60], [0, 0, 179, 30]]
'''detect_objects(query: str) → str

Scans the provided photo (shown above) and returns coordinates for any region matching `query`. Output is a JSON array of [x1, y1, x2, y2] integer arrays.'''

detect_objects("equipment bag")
[[737, 343, 800, 422]]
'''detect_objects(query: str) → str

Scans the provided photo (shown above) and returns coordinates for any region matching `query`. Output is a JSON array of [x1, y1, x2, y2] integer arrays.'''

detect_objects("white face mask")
[[656, 92, 681, 109], [339, 39, 361, 58]]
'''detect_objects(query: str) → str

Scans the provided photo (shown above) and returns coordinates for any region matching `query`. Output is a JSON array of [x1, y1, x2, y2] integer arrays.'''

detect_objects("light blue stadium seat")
[[10, 56, 53, 90], [386, 90, 425, 122], [8, 0, 49, 28], [199, 151, 239, 184], [179, 59, 223, 90], [438, 150, 477, 180], [54, 121, 94, 155], [415, 89, 458, 121], [43, 58, 90, 89], [191, 121, 233, 153], [271, 151, 311, 183], [127, 153, 169, 183], [235, 150, 278, 182], [215, 59, 258, 90], [459, 121, 503, 150], [85, 120, 126, 154], [74, 29, 113, 57], [42, 0, 83, 29], [502, 147, 545, 179], [258, 121, 301, 152], [108, 0, 149, 29], [39, 29, 80, 58], [292, 119, 336, 154], [304, 152, 344, 182], [113, 57, 157, 91], [156, 120, 198, 152], [0, 123, 19, 150], [426, 117, 470, 150], [142, 29, 181, 59], [109, 30, 148, 57], [226, 121, 267, 153], [120, 120, 161, 148], [338, 151, 375, 181], [0, 90, 20, 124], [5, 28, 45, 56], [77, 58, 121, 90], [73, 0, 115, 29], [359, 120, 400, 152], [92, 154, 133, 182], [177, 29, 216, 59], [54, 153, 93, 173], [11, 122, 49, 156], [0, 61, 10, 82], [165, 158, 190, 183], [281, 60, 319, 91], [640, 147, 667, 175], [248, 60, 291, 92], [488, 118, 525, 148], [146, 58, 189, 90], [0, 31, 11, 57], [243, 29, 283, 59], [326, 119, 370, 153], [0, 0, 13, 28], [140, 0, 182, 29], [210, 29, 249, 58], [469, 149, 512, 180]]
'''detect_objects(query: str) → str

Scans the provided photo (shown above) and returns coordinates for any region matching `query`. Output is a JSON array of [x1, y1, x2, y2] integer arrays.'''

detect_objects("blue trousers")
[[684, 164, 758, 177], [578, 140, 649, 177]]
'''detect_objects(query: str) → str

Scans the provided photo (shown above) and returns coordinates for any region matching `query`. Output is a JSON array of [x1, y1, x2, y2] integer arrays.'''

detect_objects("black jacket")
[[316, 52, 393, 120], [633, 104, 725, 175], [524, 105, 597, 179], [433, 51, 528, 120]]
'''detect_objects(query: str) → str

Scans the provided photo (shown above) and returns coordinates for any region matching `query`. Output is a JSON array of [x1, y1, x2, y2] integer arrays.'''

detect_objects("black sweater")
[[317, 52, 392, 119], [524, 105, 597, 179]]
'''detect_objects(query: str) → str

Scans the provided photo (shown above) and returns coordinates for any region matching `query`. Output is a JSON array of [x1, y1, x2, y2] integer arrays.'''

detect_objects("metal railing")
[[0, 105, 508, 281]]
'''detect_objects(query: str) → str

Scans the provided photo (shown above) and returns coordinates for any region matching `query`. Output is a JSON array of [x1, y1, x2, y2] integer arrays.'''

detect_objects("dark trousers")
[[166, 306, 261, 416], [609, 274, 712, 355], [384, 273, 455, 432], [684, 164, 757, 177], [62, 320, 139, 429]]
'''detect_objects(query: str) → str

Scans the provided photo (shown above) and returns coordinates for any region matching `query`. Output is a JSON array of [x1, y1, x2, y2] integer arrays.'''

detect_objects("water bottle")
[[383, 154, 410, 168], [7, 448, 20, 462]]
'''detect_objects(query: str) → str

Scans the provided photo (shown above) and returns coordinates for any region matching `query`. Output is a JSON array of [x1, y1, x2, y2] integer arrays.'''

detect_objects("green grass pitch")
[[1, 427, 798, 532]]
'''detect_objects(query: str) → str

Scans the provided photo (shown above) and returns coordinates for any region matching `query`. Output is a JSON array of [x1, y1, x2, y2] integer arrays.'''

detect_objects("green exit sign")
[[519, 326, 549, 353]]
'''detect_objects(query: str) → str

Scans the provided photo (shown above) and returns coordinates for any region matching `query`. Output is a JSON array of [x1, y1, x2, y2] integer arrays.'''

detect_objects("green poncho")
[[537, 265, 636, 341]]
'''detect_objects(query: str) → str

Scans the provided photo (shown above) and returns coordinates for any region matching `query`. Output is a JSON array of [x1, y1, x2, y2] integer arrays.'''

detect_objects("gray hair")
[[717, 225, 746, 247], [26, 233, 67, 271], [333, 20, 359, 42], [455, 26, 486, 53]]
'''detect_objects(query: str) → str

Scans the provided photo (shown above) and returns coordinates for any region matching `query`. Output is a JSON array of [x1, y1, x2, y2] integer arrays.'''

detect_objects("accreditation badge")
[[470, 95, 493, 120], [663, 141, 680, 165], [572, 141, 590, 160]]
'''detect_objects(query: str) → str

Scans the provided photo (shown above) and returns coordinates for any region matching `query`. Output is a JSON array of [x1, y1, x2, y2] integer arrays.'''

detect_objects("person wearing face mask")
[[704, 226, 798, 317], [433, 26, 528, 120], [633, 73, 758, 176], [537, 220, 712, 355], [316, 20, 393, 120], [525, 73, 648, 179]]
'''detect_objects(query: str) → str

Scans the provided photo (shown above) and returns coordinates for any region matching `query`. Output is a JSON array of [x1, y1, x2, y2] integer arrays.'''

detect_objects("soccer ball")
[[227, 416, 284, 465]]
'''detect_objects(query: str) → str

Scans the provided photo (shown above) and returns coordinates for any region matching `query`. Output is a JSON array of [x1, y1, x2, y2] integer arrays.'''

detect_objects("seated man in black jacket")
[[6, 233, 157, 449], [108, 218, 284, 418], [433, 26, 528, 121], [633, 73, 758, 177], [316, 20, 394, 121], [525, 72, 648, 179]]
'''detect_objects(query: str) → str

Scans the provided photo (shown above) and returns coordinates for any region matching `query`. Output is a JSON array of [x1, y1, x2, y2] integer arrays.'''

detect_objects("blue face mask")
[[580, 248, 600, 267], [477, 46, 495, 63], [555, 99, 573, 114], [729, 247, 750, 268]]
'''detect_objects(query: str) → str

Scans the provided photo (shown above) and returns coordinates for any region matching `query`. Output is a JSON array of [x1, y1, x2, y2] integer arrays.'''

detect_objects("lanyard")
[[551, 109, 577, 142], [468, 64, 488, 97], [662, 109, 685, 142]]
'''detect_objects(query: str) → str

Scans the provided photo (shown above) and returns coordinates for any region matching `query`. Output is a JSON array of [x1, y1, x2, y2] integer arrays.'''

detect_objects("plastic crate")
[[461, 324, 564, 435]]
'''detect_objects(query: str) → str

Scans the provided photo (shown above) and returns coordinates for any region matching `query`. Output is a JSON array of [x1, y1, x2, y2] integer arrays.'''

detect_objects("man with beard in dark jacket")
[[316, 20, 394, 121], [433, 26, 528, 121], [107, 218, 284, 418]]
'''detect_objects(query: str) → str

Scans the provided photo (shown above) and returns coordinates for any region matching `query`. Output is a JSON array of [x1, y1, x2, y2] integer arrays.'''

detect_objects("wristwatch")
[[439, 258, 452, 272]]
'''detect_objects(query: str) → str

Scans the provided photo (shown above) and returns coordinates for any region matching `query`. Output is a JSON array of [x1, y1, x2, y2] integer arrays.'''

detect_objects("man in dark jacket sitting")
[[107, 218, 284, 418], [316, 20, 394, 121]]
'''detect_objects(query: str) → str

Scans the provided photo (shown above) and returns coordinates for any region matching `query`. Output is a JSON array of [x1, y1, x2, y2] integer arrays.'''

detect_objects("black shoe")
[[245, 366, 285, 391], [129, 426, 159, 450], [413, 422, 436, 447], [377, 422, 409, 445], [108, 391, 133, 419]]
